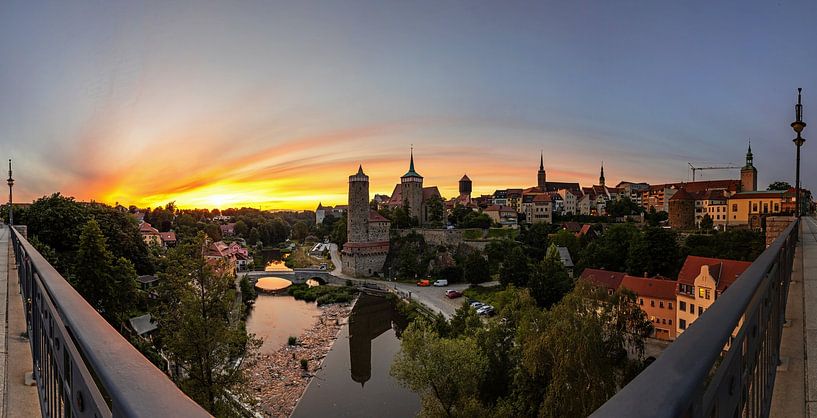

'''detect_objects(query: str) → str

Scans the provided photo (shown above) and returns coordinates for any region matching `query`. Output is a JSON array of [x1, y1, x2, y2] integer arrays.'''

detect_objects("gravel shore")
[[246, 303, 352, 417]]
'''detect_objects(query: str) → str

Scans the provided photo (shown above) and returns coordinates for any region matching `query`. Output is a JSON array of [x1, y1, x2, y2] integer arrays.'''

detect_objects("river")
[[292, 293, 421, 418], [245, 293, 321, 354]]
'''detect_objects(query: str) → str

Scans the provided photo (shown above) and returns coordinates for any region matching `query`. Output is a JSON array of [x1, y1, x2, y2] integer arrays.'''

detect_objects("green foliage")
[[461, 229, 483, 240], [300, 358, 309, 370], [156, 233, 260, 415], [288, 336, 298, 346], [390, 321, 488, 418], [768, 181, 792, 191], [580, 223, 639, 272], [330, 213, 347, 246], [700, 214, 714, 231], [203, 223, 222, 241], [239, 275, 257, 309], [527, 247, 573, 308], [550, 229, 580, 261], [606, 197, 642, 218], [291, 220, 310, 241], [459, 211, 492, 229], [681, 229, 765, 261], [288, 284, 357, 305], [425, 196, 445, 228], [499, 246, 530, 287], [26, 193, 89, 254], [626, 227, 679, 277], [484, 239, 516, 274], [462, 252, 491, 284], [517, 222, 557, 259], [644, 208, 668, 227]]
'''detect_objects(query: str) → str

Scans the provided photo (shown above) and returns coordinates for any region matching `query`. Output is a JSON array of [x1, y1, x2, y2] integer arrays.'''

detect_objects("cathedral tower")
[[401, 148, 424, 223], [599, 162, 606, 187], [459, 174, 472, 198], [537, 152, 546, 190], [347, 165, 370, 243], [740, 141, 757, 192]]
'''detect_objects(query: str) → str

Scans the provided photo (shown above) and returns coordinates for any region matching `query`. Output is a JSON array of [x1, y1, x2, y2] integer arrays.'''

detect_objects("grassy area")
[[462, 229, 484, 240], [486, 228, 518, 240], [284, 246, 326, 268], [289, 283, 358, 305]]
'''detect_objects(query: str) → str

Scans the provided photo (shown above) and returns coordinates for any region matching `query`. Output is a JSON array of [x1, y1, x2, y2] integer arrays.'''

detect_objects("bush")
[[300, 358, 309, 370], [288, 336, 297, 346], [289, 283, 358, 305]]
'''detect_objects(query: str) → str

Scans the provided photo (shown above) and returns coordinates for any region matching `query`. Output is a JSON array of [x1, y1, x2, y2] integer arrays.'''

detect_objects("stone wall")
[[765, 216, 796, 247], [342, 252, 388, 277], [368, 221, 390, 242]]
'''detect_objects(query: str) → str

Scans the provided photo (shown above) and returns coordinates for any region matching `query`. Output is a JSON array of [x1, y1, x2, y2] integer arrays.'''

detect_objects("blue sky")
[[1, 1, 815, 208]]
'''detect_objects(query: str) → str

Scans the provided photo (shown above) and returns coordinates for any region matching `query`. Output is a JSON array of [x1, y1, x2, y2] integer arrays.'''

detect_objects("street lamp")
[[792, 88, 806, 217], [6, 159, 13, 226]]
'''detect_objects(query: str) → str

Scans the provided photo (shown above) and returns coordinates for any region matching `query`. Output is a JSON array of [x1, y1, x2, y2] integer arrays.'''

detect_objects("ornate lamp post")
[[792, 89, 807, 217], [6, 159, 12, 226]]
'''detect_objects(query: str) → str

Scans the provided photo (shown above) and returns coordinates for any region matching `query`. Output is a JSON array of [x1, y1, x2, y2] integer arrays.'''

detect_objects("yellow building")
[[675, 256, 751, 336], [726, 190, 787, 229]]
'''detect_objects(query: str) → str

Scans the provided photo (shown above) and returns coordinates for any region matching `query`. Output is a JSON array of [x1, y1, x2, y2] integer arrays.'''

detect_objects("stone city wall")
[[765, 216, 796, 247]]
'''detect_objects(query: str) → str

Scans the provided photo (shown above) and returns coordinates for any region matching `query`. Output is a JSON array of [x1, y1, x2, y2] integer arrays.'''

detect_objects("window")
[[680, 301, 686, 311], [752, 203, 758, 212], [698, 287, 705, 298], [650, 300, 655, 307], [705, 289, 711, 300], [659, 301, 664, 308], [639, 298, 643, 305], [669, 319, 673, 325], [698, 306, 703, 315], [669, 302, 673, 309], [732, 204, 738, 212], [763, 203, 769, 213], [680, 319, 686, 330], [690, 303, 695, 313], [774, 203, 780, 212], [662, 318, 666, 324]]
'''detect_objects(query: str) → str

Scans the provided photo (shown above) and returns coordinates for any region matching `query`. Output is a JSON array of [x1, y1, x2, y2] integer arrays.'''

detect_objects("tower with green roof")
[[400, 148, 424, 223], [740, 140, 757, 192]]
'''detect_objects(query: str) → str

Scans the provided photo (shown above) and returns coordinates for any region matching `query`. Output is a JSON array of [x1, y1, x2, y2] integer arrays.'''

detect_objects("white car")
[[476, 305, 495, 316], [433, 279, 448, 287]]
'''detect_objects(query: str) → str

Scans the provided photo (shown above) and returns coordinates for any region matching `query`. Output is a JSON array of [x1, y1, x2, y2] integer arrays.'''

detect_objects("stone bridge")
[[241, 269, 344, 285]]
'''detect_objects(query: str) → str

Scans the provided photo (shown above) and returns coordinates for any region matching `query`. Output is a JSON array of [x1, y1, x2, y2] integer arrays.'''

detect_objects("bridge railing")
[[10, 226, 210, 418], [591, 219, 799, 418]]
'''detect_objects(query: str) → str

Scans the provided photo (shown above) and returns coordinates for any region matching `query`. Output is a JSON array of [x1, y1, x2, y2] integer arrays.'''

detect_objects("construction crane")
[[688, 162, 742, 181]]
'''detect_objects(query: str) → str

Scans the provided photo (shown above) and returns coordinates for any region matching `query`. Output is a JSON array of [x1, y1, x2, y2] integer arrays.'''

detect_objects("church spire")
[[599, 162, 605, 187], [409, 146, 415, 173], [402, 146, 422, 178], [745, 139, 753, 167], [539, 151, 544, 171]]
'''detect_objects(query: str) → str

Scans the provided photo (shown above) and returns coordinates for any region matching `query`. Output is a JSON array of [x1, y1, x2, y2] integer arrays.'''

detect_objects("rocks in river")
[[246, 303, 352, 417]]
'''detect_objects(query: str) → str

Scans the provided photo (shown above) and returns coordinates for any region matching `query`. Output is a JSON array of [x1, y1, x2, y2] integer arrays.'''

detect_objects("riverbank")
[[246, 303, 352, 417]]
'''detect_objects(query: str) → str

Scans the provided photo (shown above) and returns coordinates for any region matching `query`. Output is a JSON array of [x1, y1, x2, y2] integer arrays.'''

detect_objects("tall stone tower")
[[459, 174, 472, 198], [401, 148, 424, 223], [599, 162, 606, 187], [347, 165, 370, 243], [740, 141, 757, 192], [537, 152, 546, 191]]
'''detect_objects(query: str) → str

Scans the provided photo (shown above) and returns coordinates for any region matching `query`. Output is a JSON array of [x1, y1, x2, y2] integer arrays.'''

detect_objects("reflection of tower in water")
[[349, 294, 397, 386]]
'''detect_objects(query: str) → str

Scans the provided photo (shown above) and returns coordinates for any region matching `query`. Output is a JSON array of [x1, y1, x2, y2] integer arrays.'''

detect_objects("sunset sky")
[[1, 1, 816, 210]]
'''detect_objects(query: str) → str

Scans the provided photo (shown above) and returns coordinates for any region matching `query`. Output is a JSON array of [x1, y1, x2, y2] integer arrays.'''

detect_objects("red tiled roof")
[[669, 188, 696, 201], [423, 186, 442, 200], [159, 232, 176, 242], [653, 180, 741, 194], [485, 205, 516, 212], [579, 268, 626, 291], [677, 255, 752, 292], [368, 210, 390, 223], [139, 222, 159, 234], [620, 275, 678, 300]]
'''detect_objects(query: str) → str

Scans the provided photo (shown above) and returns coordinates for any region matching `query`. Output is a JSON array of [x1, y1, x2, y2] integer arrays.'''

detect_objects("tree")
[[291, 220, 310, 241], [550, 229, 580, 262], [580, 223, 639, 272], [626, 227, 679, 277], [517, 222, 555, 260], [606, 197, 641, 218], [247, 227, 261, 246], [768, 181, 792, 191], [499, 246, 530, 287], [462, 252, 490, 284], [26, 193, 89, 254], [391, 321, 487, 418], [425, 196, 445, 228], [528, 246, 573, 308], [234, 220, 249, 237], [157, 234, 259, 415], [700, 214, 714, 231], [448, 204, 473, 227], [459, 211, 492, 229], [330, 214, 347, 246], [203, 223, 222, 241]]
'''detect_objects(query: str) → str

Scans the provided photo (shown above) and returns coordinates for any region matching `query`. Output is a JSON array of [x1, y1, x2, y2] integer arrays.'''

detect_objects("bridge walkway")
[[773, 216, 817, 417], [0, 225, 39, 417]]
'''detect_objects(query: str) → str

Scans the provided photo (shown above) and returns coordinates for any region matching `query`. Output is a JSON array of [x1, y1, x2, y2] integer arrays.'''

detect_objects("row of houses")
[[580, 255, 752, 341]]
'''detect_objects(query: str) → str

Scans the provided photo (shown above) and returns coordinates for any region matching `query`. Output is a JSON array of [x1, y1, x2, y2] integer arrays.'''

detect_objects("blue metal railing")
[[591, 219, 799, 418], [10, 226, 210, 417]]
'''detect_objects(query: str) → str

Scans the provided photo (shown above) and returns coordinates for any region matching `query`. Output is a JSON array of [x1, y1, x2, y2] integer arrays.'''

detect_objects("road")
[[327, 243, 493, 319]]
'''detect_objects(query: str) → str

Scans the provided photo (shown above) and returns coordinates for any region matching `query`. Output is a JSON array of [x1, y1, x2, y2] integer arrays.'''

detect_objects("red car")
[[416, 279, 431, 287], [445, 290, 462, 299]]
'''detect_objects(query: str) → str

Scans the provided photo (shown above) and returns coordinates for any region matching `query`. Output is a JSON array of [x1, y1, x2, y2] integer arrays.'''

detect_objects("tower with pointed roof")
[[740, 140, 757, 192], [537, 153, 546, 191], [400, 148, 425, 223], [342, 164, 390, 277], [459, 174, 472, 197], [599, 163, 606, 187]]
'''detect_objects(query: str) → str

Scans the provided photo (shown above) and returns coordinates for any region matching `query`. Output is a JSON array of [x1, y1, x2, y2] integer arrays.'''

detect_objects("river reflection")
[[292, 293, 419, 418], [245, 294, 320, 354]]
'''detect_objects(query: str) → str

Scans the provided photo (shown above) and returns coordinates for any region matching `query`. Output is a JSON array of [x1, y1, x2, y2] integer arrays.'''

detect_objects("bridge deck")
[[773, 216, 817, 417], [0, 225, 39, 416]]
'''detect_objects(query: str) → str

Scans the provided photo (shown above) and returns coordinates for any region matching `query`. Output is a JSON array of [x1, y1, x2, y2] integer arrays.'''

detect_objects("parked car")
[[470, 301, 484, 309], [433, 279, 448, 287], [445, 290, 462, 299], [416, 279, 431, 287], [476, 305, 495, 316]]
